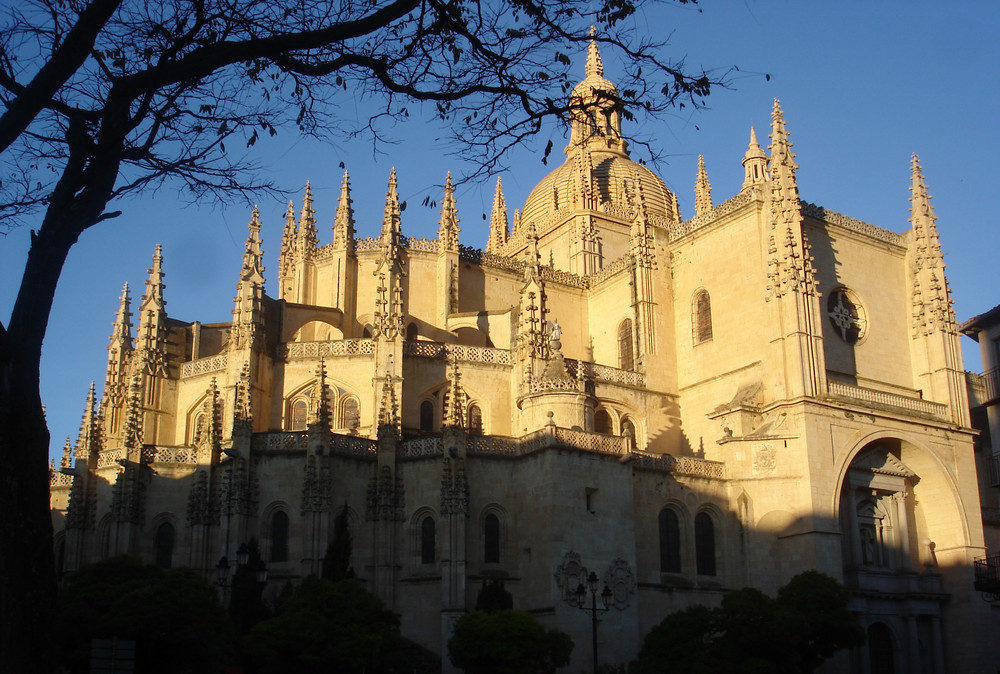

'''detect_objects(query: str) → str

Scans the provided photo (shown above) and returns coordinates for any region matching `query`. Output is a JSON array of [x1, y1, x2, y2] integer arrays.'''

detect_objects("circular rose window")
[[827, 287, 867, 344]]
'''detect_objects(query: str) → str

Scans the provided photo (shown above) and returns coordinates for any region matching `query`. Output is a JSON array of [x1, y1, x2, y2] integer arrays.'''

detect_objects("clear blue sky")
[[1, 1, 997, 461]]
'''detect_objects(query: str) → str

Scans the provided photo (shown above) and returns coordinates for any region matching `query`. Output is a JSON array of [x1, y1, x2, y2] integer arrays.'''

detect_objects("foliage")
[[475, 578, 514, 612], [55, 556, 234, 674], [229, 538, 271, 635], [447, 610, 573, 674], [242, 576, 403, 674], [322, 505, 355, 581], [632, 571, 865, 674]]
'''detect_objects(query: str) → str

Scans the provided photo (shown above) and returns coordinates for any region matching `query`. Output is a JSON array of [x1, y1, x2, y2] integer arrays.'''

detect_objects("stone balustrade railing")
[[49, 471, 74, 487], [827, 380, 948, 418], [566, 359, 645, 388], [180, 353, 228, 378], [403, 341, 512, 366], [630, 452, 727, 480], [143, 446, 198, 465], [280, 339, 375, 360]]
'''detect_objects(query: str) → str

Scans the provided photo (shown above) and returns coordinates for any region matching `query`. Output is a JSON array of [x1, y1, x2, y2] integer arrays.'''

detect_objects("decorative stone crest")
[[603, 558, 636, 609], [752, 444, 777, 475], [554, 551, 589, 608]]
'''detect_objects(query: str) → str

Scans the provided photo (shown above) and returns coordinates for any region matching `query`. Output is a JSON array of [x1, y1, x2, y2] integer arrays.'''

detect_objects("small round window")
[[827, 287, 867, 344]]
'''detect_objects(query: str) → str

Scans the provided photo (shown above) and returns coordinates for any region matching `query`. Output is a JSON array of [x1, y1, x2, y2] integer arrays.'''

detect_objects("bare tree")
[[0, 0, 722, 670]]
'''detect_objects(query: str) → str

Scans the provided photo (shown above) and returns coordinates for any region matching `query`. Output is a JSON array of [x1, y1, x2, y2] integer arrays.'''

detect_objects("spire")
[[279, 200, 296, 279], [101, 284, 132, 435], [377, 373, 400, 439], [381, 168, 402, 240], [120, 370, 144, 456], [240, 206, 266, 286], [333, 170, 356, 254], [742, 126, 768, 190], [487, 177, 509, 254], [694, 154, 713, 216], [585, 38, 604, 78], [909, 153, 942, 265], [311, 359, 332, 429], [768, 101, 799, 193], [443, 362, 466, 429], [297, 181, 319, 252], [437, 172, 460, 254], [909, 154, 952, 334], [136, 245, 168, 371], [60, 437, 74, 470], [76, 382, 101, 461]]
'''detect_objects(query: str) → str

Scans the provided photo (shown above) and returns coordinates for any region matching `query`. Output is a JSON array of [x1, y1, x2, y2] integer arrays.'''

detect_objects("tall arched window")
[[658, 509, 681, 573], [154, 522, 174, 569], [289, 399, 308, 431], [484, 513, 501, 564], [693, 290, 713, 344], [468, 405, 483, 435], [341, 398, 360, 432], [420, 400, 435, 432], [594, 409, 613, 435], [421, 516, 436, 564], [270, 511, 289, 563], [618, 319, 634, 371], [694, 512, 716, 576]]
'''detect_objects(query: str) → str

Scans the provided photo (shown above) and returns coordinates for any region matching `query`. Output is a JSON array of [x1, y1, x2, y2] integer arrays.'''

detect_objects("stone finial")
[[333, 170, 356, 253], [443, 361, 466, 429], [75, 381, 101, 461], [61, 436, 73, 469], [486, 177, 509, 254], [311, 359, 332, 429], [437, 172, 460, 254], [279, 200, 297, 276], [136, 245, 169, 367], [585, 38, 604, 78], [694, 154, 713, 216], [381, 168, 402, 239], [909, 154, 941, 257], [109, 282, 133, 351], [742, 126, 768, 190], [139, 244, 166, 315], [240, 206, 266, 286], [298, 181, 318, 252], [377, 373, 400, 439], [768, 100, 799, 186]]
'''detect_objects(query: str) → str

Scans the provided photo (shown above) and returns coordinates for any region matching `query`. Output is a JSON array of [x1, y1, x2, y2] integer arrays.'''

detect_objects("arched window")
[[693, 290, 713, 344], [341, 398, 360, 432], [154, 522, 174, 569], [289, 399, 308, 431], [484, 513, 501, 564], [618, 319, 634, 371], [868, 623, 895, 674], [694, 512, 716, 576], [594, 409, 613, 434], [420, 400, 435, 432], [270, 511, 289, 563], [658, 509, 681, 573], [406, 322, 418, 341], [468, 404, 483, 435], [192, 411, 206, 444], [421, 516, 436, 565]]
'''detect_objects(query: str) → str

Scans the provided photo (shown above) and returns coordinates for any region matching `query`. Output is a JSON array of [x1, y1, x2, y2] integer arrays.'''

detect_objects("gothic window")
[[692, 289, 713, 344], [341, 397, 360, 432], [406, 322, 418, 341], [421, 516, 436, 565], [658, 508, 681, 573], [594, 409, 613, 435], [154, 522, 174, 569], [694, 511, 716, 576], [420, 400, 435, 432], [618, 319, 634, 371], [289, 399, 308, 431], [468, 404, 483, 435], [269, 511, 289, 563], [484, 513, 501, 564]]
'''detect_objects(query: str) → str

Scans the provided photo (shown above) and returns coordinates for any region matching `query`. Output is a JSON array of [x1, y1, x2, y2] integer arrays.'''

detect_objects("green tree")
[[475, 579, 514, 612], [229, 538, 271, 636], [242, 576, 403, 674], [55, 556, 234, 674], [0, 2, 723, 669], [633, 571, 865, 674], [322, 505, 355, 581], [448, 610, 573, 674]]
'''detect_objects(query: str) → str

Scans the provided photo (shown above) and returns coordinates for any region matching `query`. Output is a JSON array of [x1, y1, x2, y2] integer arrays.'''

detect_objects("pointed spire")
[[443, 362, 466, 429], [311, 359, 332, 429], [694, 154, 713, 216], [381, 168, 402, 239], [139, 244, 166, 316], [768, 100, 799, 190], [438, 172, 460, 253], [120, 370, 144, 455], [240, 206, 266, 286], [76, 382, 101, 461], [333, 170, 356, 254], [742, 126, 768, 190], [909, 154, 941, 259], [278, 200, 297, 280], [110, 282, 133, 353], [585, 38, 604, 78], [102, 284, 132, 435], [377, 373, 399, 439], [297, 181, 319, 253], [136, 246, 168, 373], [486, 177, 510, 254], [61, 437, 74, 470], [234, 360, 253, 424]]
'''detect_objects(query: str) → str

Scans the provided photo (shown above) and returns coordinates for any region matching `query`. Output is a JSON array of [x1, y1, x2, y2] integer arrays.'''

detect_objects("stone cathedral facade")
[[51, 43, 995, 672]]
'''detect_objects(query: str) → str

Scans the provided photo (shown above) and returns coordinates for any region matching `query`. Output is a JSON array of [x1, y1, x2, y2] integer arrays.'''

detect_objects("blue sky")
[[1, 1, 997, 461]]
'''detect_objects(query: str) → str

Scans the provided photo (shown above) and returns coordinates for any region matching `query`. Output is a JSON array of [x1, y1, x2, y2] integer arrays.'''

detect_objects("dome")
[[520, 149, 679, 229]]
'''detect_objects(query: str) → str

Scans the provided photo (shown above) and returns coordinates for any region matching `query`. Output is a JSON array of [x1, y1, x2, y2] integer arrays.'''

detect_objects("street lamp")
[[574, 571, 614, 674]]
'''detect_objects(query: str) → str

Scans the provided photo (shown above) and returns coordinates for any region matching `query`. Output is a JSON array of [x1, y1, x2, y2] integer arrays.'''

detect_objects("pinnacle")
[[585, 38, 604, 78]]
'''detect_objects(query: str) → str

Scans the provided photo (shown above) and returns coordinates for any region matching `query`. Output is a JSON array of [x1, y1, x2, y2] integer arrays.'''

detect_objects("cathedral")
[[50, 41, 996, 673]]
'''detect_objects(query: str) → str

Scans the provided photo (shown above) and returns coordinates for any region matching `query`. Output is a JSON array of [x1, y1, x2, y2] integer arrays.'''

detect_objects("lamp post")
[[574, 571, 614, 674]]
